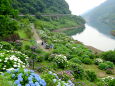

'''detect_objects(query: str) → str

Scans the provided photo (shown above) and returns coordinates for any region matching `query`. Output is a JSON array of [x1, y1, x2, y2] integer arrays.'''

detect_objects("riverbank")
[[74, 40, 103, 54], [53, 25, 84, 32]]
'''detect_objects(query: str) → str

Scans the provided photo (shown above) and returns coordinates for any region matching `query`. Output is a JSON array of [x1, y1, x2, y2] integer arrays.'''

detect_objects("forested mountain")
[[83, 0, 115, 28], [12, 0, 71, 14]]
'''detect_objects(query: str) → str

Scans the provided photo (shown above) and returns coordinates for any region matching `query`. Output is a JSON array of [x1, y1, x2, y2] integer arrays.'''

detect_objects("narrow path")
[[31, 24, 49, 52], [19, 14, 72, 17], [53, 25, 83, 32]]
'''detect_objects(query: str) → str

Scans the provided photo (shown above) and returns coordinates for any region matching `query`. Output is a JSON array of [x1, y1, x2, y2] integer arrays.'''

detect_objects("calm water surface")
[[72, 24, 115, 51]]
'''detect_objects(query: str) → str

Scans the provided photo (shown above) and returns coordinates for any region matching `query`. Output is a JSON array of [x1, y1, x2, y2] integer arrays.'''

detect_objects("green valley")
[[0, 0, 115, 86]]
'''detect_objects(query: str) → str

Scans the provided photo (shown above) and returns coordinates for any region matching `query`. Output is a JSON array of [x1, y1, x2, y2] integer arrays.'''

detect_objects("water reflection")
[[87, 21, 115, 39], [72, 24, 115, 51]]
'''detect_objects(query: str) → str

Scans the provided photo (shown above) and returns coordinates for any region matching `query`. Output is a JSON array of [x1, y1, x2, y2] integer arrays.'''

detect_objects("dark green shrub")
[[0, 41, 13, 50], [96, 81, 105, 86], [36, 56, 45, 62], [101, 50, 115, 63], [69, 58, 82, 64], [108, 79, 115, 86], [105, 61, 114, 69], [98, 63, 109, 70], [98, 61, 114, 70], [86, 70, 97, 82], [82, 58, 93, 64], [68, 62, 84, 79], [24, 45, 30, 50], [106, 69, 113, 74]]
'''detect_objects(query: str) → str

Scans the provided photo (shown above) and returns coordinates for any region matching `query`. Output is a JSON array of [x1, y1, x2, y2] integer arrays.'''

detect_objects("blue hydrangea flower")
[[25, 84, 30, 86], [15, 68, 19, 72], [18, 73, 23, 78], [26, 74, 29, 76], [24, 69, 29, 72], [29, 81, 33, 84], [30, 83, 35, 86], [12, 74, 15, 78], [18, 77, 23, 82], [31, 73, 36, 76], [30, 70, 34, 73], [39, 79, 46, 86], [1, 73, 4, 75], [17, 84, 22, 86], [35, 77, 41, 81], [6, 70, 11, 73], [28, 77, 33, 81], [35, 82, 40, 86], [14, 80, 20, 85]]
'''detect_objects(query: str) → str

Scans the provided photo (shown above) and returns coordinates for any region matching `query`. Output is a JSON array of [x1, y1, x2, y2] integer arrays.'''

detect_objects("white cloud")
[[65, 0, 107, 15]]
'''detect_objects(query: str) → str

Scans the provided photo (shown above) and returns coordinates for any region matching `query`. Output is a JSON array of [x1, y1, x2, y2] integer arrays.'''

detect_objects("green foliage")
[[0, 41, 14, 50], [63, 26, 85, 36], [101, 50, 115, 63], [0, 50, 28, 71], [12, 0, 71, 14], [41, 71, 74, 86], [35, 15, 85, 31], [68, 62, 84, 79], [98, 61, 114, 70], [0, 0, 18, 16], [0, 75, 14, 86], [0, 0, 19, 39], [106, 69, 113, 74], [0, 15, 19, 39], [49, 54, 68, 68], [108, 79, 115, 86], [98, 63, 109, 70], [69, 58, 82, 64], [102, 76, 115, 86], [85, 70, 97, 82], [82, 58, 93, 65], [41, 72, 56, 86], [0, 42, 28, 71]]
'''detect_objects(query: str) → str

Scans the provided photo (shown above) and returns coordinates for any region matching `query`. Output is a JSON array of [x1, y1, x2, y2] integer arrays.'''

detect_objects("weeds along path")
[[31, 24, 49, 52]]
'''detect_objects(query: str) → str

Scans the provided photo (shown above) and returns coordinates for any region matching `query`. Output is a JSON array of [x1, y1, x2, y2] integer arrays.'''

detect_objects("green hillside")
[[84, 0, 115, 28], [12, 0, 71, 14]]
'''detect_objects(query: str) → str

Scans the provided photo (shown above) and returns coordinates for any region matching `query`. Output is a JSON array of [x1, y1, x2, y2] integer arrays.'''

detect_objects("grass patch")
[[16, 30, 28, 39], [82, 64, 114, 78], [0, 75, 14, 86]]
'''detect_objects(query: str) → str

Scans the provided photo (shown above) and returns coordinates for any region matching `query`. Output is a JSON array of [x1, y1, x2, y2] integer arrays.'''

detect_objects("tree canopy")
[[12, 0, 71, 14], [0, 0, 19, 40]]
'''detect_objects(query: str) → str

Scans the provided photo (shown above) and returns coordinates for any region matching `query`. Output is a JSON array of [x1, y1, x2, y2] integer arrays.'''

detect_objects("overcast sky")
[[65, 0, 107, 15]]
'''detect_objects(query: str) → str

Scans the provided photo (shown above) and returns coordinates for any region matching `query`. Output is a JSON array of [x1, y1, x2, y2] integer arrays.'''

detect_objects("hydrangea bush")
[[1, 68, 46, 86], [49, 54, 68, 68], [0, 41, 13, 50], [95, 58, 103, 65], [42, 71, 74, 86], [0, 50, 28, 71]]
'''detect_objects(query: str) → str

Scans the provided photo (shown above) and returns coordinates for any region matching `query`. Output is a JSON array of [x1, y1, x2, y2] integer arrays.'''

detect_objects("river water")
[[72, 24, 115, 51]]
